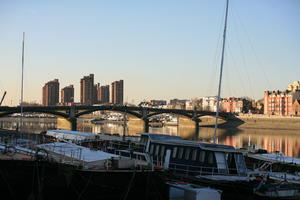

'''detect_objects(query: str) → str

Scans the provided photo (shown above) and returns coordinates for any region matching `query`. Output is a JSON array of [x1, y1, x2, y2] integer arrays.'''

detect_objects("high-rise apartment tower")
[[80, 74, 95, 105], [111, 80, 124, 105], [61, 85, 74, 105], [42, 79, 59, 106]]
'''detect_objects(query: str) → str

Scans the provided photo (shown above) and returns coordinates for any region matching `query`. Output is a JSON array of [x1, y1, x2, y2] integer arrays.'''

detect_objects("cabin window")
[[208, 152, 214, 164], [149, 144, 154, 155], [185, 148, 191, 160], [160, 146, 165, 157], [172, 147, 178, 158], [191, 149, 197, 161], [155, 145, 160, 156], [178, 148, 184, 159], [199, 151, 206, 163]]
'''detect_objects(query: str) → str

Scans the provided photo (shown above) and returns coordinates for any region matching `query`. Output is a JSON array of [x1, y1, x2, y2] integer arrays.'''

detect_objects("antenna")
[[213, 0, 229, 144]]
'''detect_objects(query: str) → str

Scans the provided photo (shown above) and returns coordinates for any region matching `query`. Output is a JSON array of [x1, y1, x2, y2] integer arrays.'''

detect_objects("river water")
[[1, 117, 299, 158]]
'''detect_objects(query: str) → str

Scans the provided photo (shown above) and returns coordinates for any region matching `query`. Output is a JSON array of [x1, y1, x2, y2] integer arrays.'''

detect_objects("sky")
[[0, 0, 299, 106]]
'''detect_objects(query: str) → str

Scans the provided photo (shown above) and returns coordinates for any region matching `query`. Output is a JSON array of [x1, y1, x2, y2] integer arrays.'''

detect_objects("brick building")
[[80, 74, 95, 105], [42, 79, 59, 106], [293, 100, 300, 116], [61, 85, 74, 105], [264, 90, 300, 116], [111, 80, 124, 105], [221, 97, 252, 113]]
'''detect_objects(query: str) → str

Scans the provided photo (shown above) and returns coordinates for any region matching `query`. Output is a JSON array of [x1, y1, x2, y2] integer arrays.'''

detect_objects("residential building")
[[264, 90, 300, 116], [98, 85, 110, 104], [42, 79, 59, 106], [111, 80, 124, 105], [221, 97, 252, 113], [138, 100, 166, 108], [168, 99, 187, 109], [61, 85, 74, 105], [185, 98, 203, 110], [293, 100, 300, 116], [202, 96, 218, 112], [80, 74, 95, 105]]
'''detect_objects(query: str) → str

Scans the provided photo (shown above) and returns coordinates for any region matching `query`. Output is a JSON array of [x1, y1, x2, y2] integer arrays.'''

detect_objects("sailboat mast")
[[213, 0, 229, 144], [20, 32, 25, 131]]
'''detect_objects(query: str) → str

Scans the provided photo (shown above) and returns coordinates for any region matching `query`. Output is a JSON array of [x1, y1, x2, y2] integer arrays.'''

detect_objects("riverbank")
[[236, 115, 300, 130], [200, 115, 300, 130]]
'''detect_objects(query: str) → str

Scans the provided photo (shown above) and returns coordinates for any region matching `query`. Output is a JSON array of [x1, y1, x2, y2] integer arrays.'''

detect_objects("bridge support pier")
[[143, 119, 149, 133], [69, 118, 77, 131], [194, 118, 200, 135]]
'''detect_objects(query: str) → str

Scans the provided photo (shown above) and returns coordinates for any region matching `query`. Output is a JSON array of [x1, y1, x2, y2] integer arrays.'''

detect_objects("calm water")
[[1, 117, 300, 158]]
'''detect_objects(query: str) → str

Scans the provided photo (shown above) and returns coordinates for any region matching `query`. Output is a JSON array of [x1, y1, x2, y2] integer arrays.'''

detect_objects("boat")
[[254, 181, 300, 199], [0, 132, 168, 200]]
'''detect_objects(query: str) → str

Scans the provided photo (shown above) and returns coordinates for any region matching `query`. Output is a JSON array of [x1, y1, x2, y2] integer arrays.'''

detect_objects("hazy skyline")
[[0, 0, 299, 106]]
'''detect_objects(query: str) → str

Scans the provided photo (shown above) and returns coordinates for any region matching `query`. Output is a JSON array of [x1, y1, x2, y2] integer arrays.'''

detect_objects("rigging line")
[[223, 51, 234, 97], [206, 1, 226, 97], [231, 4, 272, 90], [226, 42, 248, 96], [230, 9, 255, 99]]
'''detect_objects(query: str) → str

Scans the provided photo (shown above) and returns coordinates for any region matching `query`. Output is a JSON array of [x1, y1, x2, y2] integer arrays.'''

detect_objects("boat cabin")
[[139, 133, 247, 176]]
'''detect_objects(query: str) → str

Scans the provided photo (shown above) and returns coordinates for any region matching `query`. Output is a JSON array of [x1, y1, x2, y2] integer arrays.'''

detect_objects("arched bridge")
[[0, 105, 240, 131]]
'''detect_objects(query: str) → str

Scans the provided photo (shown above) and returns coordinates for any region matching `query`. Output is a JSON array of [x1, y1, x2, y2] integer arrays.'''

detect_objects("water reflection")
[[0, 117, 299, 158]]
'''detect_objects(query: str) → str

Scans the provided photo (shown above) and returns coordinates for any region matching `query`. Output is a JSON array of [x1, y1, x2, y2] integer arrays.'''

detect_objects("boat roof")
[[248, 153, 300, 166], [37, 142, 119, 162], [46, 129, 97, 141], [138, 133, 239, 153]]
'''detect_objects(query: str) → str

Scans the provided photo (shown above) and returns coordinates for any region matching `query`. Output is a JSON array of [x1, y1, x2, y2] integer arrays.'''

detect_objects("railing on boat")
[[163, 162, 247, 177]]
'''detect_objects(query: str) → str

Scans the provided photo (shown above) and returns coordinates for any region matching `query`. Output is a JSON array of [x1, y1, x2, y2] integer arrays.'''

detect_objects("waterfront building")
[[80, 74, 95, 105], [168, 99, 187, 109], [61, 85, 74, 105], [185, 98, 203, 110], [201, 96, 218, 112], [287, 81, 300, 92], [42, 79, 59, 106], [98, 85, 110, 104], [111, 80, 123, 105], [263, 90, 300, 116], [293, 100, 300, 116], [221, 97, 252, 113], [138, 100, 166, 108]]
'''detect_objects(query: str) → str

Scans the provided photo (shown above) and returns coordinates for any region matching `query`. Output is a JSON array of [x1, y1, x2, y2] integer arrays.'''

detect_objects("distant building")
[[98, 85, 110, 104], [150, 100, 167, 107], [287, 81, 300, 92], [139, 100, 166, 108], [264, 90, 300, 116], [80, 74, 95, 105], [202, 96, 218, 112], [293, 100, 300, 116], [221, 97, 252, 113], [169, 99, 187, 109], [61, 85, 74, 105], [42, 79, 59, 106], [111, 80, 124, 105], [185, 98, 203, 110]]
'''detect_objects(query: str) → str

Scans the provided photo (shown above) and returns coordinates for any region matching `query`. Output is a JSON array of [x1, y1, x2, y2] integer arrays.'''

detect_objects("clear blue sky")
[[0, 0, 299, 105]]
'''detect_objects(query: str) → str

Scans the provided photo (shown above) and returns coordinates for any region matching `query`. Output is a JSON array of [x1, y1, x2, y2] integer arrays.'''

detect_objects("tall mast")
[[213, 0, 229, 144], [20, 32, 25, 131]]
